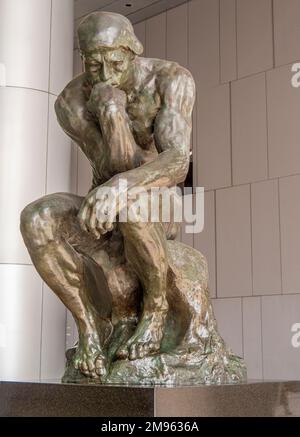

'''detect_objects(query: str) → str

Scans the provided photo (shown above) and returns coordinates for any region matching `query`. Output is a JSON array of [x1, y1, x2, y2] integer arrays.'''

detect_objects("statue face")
[[82, 47, 134, 88]]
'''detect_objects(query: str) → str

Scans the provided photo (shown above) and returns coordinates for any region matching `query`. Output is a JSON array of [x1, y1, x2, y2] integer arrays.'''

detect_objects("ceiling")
[[74, 0, 188, 24]]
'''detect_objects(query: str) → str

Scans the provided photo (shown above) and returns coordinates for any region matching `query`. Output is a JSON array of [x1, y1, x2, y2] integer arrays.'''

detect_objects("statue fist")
[[87, 83, 126, 116]]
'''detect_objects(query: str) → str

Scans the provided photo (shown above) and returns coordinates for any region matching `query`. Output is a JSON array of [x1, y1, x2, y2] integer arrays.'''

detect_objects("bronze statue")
[[20, 11, 246, 384]]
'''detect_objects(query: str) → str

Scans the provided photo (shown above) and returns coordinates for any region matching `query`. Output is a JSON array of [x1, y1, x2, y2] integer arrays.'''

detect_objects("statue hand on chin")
[[87, 82, 127, 116]]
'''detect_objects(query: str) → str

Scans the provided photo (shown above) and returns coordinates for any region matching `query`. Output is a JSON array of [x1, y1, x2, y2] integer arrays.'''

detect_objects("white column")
[[0, 0, 74, 381]]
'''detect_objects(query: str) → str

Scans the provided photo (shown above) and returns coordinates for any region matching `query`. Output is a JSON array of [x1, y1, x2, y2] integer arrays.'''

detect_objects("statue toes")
[[80, 361, 90, 376], [129, 343, 138, 361], [148, 342, 160, 353], [116, 346, 129, 360], [137, 344, 147, 359], [87, 358, 95, 373], [95, 357, 107, 377]]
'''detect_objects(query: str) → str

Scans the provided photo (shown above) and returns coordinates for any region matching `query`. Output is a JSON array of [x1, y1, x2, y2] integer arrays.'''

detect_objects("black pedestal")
[[0, 380, 299, 417]]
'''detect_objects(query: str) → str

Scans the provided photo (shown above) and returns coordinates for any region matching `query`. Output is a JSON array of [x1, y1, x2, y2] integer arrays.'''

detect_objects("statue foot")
[[116, 311, 166, 360], [73, 333, 107, 379]]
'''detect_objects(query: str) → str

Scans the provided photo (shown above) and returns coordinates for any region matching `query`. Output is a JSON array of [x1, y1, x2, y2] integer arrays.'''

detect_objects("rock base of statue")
[[63, 241, 247, 385], [63, 344, 246, 385]]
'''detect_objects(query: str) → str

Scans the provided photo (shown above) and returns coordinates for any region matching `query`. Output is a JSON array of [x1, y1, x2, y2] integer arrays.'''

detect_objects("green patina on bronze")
[[20, 11, 246, 385]]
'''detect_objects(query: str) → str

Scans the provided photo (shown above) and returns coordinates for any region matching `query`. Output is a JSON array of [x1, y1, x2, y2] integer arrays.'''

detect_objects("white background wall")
[[73, 0, 300, 380], [0, 0, 74, 381]]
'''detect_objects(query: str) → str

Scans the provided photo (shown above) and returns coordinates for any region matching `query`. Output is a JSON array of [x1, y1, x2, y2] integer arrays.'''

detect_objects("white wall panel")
[[274, 0, 300, 66], [75, 0, 114, 19], [146, 13, 166, 59], [188, 0, 219, 95], [133, 22, 146, 54], [267, 64, 300, 178], [242, 297, 263, 379], [0, 265, 43, 381], [216, 185, 252, 297], [0, 0, 51, 91], [0, 87, 48, 265], [231, 73, 268, 185], [212, 298, 243, 357], [50, 0, 74, 95], [197, 84, 231, 190], [237, 0, 273, 78], [251, 180, 281, 295], [220, 0, 237, 83], [166, 3, 188, 67], [262, 295, 300, 380], [194, 191, 216, 297], [280, 175, 300, 294]]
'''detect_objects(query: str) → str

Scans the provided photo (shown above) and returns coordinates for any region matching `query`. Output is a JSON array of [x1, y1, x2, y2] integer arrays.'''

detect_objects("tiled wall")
[[73, 0, 300, 380]]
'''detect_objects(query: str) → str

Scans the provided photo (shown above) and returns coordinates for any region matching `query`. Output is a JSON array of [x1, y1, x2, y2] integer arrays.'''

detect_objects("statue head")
[[78, 11, 143, 87]]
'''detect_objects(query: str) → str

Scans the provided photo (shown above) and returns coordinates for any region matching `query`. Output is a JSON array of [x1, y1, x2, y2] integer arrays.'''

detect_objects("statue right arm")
[[54, 75, 105, 162]]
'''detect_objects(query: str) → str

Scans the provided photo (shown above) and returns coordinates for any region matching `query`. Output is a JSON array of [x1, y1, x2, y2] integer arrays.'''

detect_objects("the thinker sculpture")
[[21, 12, 246, 384]]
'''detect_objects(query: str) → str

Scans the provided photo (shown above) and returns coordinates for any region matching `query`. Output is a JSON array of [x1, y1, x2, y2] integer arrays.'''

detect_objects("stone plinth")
[[0, 380, 299, 417]]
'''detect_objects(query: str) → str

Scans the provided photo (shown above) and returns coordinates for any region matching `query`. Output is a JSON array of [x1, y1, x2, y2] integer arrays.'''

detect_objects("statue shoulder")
[[156, 61, 195, 107], [55, 73, 88, 123], [137, 57, 195, 99], [54, 73, 88, 135], [56, 73, 87, 107]]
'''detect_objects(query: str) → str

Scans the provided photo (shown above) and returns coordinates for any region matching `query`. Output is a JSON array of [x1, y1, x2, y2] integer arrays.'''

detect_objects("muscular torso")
[[56, 57, 188, 187]]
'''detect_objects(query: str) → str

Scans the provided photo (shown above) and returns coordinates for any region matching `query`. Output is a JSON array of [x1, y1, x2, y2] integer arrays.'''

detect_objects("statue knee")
[[20, 200, 56, 249]]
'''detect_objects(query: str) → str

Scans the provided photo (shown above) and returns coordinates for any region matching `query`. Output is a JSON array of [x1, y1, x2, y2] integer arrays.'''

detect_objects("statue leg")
[[116, 221, 169, 360], [20, 193, 110, 379]]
